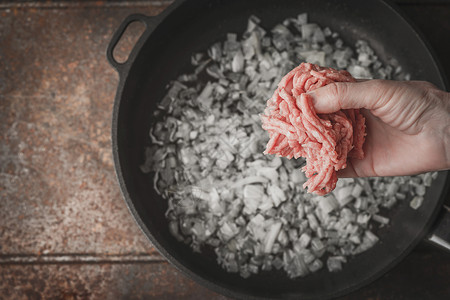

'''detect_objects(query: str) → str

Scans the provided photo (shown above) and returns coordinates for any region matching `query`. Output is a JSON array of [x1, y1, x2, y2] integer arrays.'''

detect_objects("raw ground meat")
[[261, 63, 366, 195]]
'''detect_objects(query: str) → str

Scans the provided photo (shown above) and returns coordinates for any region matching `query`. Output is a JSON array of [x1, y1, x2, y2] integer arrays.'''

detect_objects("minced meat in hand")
[[261, 63, 366, 195]]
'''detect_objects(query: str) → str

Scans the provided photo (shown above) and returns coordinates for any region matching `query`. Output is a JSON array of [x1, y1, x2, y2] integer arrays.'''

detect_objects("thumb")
[[307, 80, 387, 114]]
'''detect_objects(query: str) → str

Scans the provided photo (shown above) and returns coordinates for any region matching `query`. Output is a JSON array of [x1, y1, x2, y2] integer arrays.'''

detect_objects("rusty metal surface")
[[0, 262, 227, 299], [0, 244, 449, 299], [0, 3, 171, 256], [0, 1, 450, 299]]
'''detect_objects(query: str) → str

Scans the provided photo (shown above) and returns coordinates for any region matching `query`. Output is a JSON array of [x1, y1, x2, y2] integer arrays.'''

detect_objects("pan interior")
[[113, 0, 448, 299]]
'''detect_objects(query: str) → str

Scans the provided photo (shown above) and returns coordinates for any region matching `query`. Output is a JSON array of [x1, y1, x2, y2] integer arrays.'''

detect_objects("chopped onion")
[[372, 214, 389, 225], [410, 196, 424, 210], [264, 221, 282, 253]]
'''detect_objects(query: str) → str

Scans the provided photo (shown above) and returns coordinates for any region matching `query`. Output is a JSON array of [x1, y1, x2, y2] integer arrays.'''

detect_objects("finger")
[[336, 161, 357, 178], [306, 79, 388, 114]]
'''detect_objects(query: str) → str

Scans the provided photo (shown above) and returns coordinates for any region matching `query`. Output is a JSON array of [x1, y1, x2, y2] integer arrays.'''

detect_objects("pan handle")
[[106, 14, 157, 74], [425, 205, 450, 252]]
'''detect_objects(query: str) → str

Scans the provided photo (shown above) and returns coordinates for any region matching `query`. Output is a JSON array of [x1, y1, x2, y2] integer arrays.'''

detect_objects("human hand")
[[307, 79, 450, 177]]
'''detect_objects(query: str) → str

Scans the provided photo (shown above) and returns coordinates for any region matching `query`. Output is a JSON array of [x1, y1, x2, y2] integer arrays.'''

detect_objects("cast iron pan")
[[107, 0, 450, 299]]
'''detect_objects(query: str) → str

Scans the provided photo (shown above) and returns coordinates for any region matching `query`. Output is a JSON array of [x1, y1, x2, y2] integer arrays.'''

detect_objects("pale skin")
[[307, 79, 450, 178]]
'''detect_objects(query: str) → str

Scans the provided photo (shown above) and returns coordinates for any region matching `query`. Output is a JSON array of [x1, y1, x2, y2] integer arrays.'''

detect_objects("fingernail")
[[305, 90, 317, 103]]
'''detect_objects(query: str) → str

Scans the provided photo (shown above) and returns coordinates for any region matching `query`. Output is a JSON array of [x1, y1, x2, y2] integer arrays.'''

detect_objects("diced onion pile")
[[141, 14, 436, 278]]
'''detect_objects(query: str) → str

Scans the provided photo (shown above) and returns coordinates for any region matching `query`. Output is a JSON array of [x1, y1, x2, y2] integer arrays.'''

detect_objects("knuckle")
[[369, 79, 388, 91], [411, 80, 438, 90], [370, 79, 398, 108], [323, 82, 353, 110], [408, 80, 440, 101], [324, 82, 348, 109], [327, 82, 349, 101], [406, 81, 440, 100]]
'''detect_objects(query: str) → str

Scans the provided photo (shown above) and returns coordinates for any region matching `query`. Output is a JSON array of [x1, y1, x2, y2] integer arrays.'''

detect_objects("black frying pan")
[[107, 0, 450, 299]]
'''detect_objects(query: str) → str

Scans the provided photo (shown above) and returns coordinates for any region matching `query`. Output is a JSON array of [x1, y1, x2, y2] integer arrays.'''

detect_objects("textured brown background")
[[0, 1, 449, 299]]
